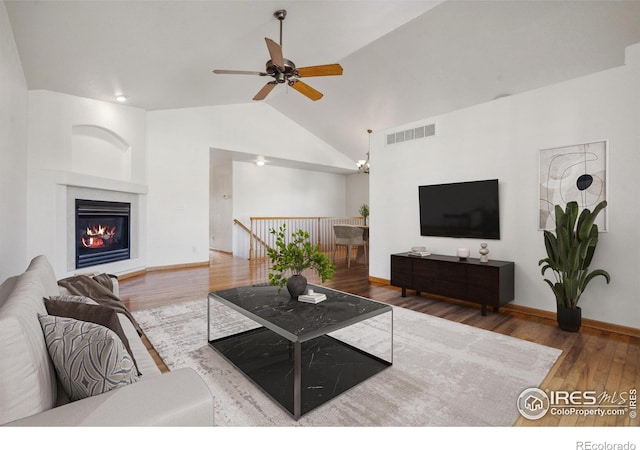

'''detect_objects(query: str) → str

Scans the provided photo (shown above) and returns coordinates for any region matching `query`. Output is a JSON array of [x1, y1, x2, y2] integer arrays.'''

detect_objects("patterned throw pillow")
[[38, 315, 139, 401], [44, 300, 141, 375]]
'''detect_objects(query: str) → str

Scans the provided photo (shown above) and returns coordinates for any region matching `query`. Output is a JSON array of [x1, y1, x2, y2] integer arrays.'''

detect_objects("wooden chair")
[[333, 225, 367, 268]]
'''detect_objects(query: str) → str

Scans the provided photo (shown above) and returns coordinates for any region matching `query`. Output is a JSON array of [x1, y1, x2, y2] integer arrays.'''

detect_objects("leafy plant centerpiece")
[[267, 224, 335, 298], [359, 203, 369, 225], [538, 200, 610, 331]]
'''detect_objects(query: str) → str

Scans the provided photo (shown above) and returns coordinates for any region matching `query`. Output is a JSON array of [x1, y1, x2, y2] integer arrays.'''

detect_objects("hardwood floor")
[[119, 250, 639, 427]]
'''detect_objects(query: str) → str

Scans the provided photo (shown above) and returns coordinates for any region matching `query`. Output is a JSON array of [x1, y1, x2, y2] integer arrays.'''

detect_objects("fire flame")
[[81, 224, 116, 249]]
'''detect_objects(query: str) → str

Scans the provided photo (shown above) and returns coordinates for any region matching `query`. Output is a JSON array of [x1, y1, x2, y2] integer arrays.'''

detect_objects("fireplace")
[[75, 199, 131, 269]]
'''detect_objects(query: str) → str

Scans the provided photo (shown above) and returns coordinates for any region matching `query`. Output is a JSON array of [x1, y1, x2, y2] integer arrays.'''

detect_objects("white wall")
[[209, 156, 233, 252], [346, 173, 369, 218], [0, 2, 28, 279], [371, 45, 640, 329], [26, 90, 147, 277], [146, 102, 353, 267]]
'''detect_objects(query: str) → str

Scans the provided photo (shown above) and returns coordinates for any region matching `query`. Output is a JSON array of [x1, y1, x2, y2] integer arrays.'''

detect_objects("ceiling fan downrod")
[[274, 9, 286, 48]]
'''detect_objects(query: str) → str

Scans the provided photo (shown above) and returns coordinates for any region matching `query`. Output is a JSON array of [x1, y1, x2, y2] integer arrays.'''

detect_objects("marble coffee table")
[[207, 284, 393, 420]]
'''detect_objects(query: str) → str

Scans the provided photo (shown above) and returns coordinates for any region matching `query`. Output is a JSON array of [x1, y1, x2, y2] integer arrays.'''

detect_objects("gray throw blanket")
[[57, 275, 143, 336]]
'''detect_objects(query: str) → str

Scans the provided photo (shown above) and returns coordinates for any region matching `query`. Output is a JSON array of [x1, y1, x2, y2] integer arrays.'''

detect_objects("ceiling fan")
[[213, 9, 343, 101]]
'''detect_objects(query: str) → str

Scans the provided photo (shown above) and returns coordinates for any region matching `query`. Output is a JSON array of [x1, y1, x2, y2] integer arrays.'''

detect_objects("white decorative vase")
[[479, 243, 489, 263], [456, 248, 470, 260]]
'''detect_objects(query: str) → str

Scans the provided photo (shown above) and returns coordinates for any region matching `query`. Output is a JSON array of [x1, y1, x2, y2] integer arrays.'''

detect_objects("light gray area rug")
[[132, 299, 561, 426]]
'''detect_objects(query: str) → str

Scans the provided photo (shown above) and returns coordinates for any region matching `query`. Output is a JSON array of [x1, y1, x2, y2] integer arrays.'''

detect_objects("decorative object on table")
[[409, 246, 430, 257], [298, 289, 327, 304], [456, 248, 470, 260], [479, 243, 490, 263], [267, 224, 335, 299], [359, 203, 369, 225], [538, 140, 607, 231], [538, 200, 610, 332]]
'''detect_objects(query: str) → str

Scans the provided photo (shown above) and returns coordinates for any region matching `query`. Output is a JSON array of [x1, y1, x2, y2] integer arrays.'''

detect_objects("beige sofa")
[[0, 255, 214, 426]]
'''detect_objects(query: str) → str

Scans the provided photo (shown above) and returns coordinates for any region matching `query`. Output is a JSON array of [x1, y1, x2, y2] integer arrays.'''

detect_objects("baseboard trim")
[[368, 276, 390, 285], [503, 303, 640, 338], [117, 261, 210, 280], [146, 261, 210, 272], [368, 277, 640, 338], [117, 269, 147, 280]]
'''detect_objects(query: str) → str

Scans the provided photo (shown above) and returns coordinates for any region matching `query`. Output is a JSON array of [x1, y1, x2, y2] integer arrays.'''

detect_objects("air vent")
[[386, 123, 436, 145]]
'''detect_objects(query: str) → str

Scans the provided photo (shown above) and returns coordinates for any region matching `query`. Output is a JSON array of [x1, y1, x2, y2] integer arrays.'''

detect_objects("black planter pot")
[[286, 275, 308, 299], [557, 305, 582, 332]]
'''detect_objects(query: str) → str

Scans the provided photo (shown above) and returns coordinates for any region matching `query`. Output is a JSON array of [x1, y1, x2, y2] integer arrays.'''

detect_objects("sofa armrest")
[[6, 368, 213, 427]]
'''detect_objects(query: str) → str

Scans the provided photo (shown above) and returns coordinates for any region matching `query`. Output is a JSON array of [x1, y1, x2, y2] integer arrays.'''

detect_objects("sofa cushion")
[[116, 313, 161, 377], [26, 255, 60, 297], [0, 271, 57, 425], [44, 300, 140, 375], [39, 315, 139, 401]]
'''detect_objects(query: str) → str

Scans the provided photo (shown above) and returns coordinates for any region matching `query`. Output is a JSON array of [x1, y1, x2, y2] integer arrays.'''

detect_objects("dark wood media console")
[[390, 253, 515, 315]]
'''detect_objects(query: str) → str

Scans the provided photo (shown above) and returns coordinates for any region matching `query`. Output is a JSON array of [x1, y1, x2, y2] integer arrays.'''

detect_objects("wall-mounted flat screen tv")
[[418, 179, 500, 239]]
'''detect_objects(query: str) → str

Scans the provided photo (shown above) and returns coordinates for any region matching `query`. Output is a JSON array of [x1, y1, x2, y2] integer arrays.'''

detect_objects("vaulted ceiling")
[[6, 1, 640, 164]]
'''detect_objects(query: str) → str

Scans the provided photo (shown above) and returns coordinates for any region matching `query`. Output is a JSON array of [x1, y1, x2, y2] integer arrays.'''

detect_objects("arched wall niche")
[[71, 124, 132, 181]]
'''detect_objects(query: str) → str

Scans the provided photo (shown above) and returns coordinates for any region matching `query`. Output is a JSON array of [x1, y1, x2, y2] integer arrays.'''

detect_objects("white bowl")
[[411, 246, 427, 252]]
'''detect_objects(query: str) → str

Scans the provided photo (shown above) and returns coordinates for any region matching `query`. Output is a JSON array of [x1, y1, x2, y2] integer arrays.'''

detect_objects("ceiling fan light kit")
[[213, 9, 343, 101]]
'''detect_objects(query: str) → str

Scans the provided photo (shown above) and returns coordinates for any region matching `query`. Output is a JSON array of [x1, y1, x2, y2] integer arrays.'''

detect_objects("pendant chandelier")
[[357, 129, 372, 174]]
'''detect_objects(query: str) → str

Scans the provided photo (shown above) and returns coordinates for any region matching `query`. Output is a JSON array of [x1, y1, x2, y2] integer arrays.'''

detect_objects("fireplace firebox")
[[75, 199, 130, 269]]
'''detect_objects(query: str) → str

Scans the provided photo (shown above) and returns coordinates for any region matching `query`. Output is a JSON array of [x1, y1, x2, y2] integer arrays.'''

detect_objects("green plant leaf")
[[582, 269, 611, 289], [267, 223, 335, 289], [578, 200, 607, 241], [540, 201, 609, 308], [542, 231, 558, 265], [565, 201, 579, 243]]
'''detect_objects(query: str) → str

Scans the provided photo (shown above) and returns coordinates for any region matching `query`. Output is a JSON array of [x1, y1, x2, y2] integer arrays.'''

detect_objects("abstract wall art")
[[538, 140, 608, 231]]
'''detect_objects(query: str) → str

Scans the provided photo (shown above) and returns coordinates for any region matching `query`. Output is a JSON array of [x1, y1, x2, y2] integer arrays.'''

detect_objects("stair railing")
[[234, 216, 364, 260]]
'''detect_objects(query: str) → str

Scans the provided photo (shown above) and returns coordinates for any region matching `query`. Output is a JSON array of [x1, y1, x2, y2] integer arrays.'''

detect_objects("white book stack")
[[298, 291, 327, 304], [408, 251, 431, 257]]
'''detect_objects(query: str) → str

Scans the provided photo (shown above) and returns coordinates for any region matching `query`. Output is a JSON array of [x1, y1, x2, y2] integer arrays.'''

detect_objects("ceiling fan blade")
[[253, 82, 277, 101], [213, 69, 266, 76], [289, 80, 323, 101], [265, 38, 284, 68], [296, 64, 343, 77]]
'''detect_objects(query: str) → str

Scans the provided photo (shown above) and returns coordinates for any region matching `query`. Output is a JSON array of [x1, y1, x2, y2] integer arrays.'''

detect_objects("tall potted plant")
[[267, 224, 335, 299], [538, 200, 610, 331]]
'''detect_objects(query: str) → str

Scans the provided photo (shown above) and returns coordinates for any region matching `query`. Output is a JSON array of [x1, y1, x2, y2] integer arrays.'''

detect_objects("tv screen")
[[419, 179, 500, 239]]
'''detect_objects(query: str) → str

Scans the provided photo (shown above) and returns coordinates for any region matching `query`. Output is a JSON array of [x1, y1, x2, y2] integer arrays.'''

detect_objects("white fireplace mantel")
[[51, 170, 147, 275], [51, 170, 147, 194]]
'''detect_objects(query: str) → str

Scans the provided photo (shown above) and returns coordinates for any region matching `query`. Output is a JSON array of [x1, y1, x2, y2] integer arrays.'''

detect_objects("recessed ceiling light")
[[116, 95, 128, 102], [256, 157, 265, 166]]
